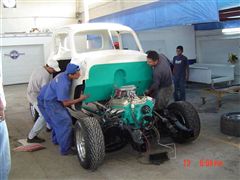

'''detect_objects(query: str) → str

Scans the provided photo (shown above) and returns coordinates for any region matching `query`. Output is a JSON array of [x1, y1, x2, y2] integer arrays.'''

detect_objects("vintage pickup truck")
[[36, 23, 200, 170]]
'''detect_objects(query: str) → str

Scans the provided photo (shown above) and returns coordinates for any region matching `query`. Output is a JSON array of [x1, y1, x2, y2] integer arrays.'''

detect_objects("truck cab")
[[48, 23, 152, 109]]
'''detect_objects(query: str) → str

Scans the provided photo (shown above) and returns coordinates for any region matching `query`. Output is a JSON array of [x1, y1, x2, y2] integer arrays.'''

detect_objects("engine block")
[[110, 85, 154, 128]]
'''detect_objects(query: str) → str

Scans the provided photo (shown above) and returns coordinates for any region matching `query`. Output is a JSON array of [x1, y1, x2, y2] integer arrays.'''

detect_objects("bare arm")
[[62, 94, 89, 107]]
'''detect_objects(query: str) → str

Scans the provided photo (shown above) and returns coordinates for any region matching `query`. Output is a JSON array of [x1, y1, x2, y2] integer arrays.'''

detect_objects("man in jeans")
[[145, 50, 174, 111], [0, 83, 11, 180], [173, 46, 189, 101], [27, 61, 60, 143]]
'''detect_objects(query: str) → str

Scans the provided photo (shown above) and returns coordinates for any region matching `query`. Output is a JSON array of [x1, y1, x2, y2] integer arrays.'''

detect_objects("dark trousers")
[[155, 84, 174, 110], [173, 77, 186, 101]]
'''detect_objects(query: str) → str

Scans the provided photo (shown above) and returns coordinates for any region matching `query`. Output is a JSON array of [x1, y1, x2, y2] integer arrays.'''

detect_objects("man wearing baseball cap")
[[43, 63, 89, 155], [26, 60, 61, 143]]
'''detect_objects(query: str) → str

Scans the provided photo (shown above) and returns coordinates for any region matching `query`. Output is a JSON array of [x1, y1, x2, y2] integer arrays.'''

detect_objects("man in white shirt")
[[27, 61, 60, 143]]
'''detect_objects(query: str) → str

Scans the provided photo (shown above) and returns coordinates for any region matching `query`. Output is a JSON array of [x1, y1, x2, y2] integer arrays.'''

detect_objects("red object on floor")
[[13, 144, 46, 152]]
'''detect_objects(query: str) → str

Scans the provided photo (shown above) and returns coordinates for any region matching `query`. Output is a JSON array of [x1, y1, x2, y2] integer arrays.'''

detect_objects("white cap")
[[47, 60, 61, 72]]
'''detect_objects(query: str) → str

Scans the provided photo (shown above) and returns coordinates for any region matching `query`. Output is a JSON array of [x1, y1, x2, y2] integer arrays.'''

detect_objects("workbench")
[[189, 63, 235, 86], [201, 85, 240, 109]]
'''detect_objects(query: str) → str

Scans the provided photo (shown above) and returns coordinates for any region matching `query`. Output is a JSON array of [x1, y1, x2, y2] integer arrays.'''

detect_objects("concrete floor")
[[4, 84, 240, 180]]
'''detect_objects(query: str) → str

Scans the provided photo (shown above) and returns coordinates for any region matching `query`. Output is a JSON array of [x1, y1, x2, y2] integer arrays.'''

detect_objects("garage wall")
[[1, 0, 77, 33], [0, 35, 52, 85], [89, 0, 157, 19], [2, 45, 44, 85], [196, 30, 240, 83], [137, 25, 196, 61], [1, 0, 157, 33]]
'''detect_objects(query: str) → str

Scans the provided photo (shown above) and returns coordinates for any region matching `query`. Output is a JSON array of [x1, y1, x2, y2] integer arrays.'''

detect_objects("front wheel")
[[168, 101, 200, 143], [75, 117, 105, 170]]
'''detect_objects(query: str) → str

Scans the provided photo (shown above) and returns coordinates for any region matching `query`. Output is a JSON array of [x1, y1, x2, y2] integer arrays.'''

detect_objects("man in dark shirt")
[[173, 46, 189, 101], [145, 50, 174, 110]]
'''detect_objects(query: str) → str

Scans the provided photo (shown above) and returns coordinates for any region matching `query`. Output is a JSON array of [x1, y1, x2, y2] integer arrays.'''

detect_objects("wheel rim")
[[173, 110, 187, 126], [76, 122, 86, 161], [229, 114, 240, 120]]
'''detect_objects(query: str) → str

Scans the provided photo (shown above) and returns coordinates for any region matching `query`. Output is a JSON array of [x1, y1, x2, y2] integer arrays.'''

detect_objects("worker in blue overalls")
[[37, 84, 57, 144], [43, 63, 89, 155]]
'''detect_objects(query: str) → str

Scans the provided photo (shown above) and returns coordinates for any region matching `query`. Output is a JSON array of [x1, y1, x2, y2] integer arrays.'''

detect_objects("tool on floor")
[[149, 152, 169, 165], [13, 139, 46, 152], [148, 126, 176, 165]]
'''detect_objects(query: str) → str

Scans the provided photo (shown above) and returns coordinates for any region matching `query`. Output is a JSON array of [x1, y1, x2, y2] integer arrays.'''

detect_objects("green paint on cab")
[[84, 61, 152, 103]]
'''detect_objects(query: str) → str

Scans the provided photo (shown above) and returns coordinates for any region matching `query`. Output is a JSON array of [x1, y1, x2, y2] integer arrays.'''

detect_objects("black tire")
[[168, 101, 201, 143], [220, 112, 240, 137], [75, 117, 105, 170], [29, 103, 39, 122]]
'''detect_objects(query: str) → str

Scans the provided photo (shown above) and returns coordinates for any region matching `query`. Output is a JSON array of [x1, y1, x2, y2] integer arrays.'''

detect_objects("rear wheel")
[[75, 117, 105, 170], [168, 101, 200, 143]]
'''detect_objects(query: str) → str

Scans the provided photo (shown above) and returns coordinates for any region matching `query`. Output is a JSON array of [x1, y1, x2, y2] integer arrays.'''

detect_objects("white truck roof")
[[55, 23, 134, 34]]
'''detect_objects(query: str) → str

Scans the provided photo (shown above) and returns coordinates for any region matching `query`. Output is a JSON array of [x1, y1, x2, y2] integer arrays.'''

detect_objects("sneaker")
[[27, 136, 45, 143]]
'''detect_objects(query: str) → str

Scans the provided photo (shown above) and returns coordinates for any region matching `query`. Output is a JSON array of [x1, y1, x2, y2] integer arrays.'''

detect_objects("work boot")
[[27, 136, 45, 143]]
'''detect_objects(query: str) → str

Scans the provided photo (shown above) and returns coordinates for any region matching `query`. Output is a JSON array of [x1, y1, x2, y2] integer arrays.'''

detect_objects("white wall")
[[1, 0, 156, 33], [0, 34, 52, 84], [2, 45, 44, 85], [196, 30, 240, 64], [89, 0, 157, 19], [196, 29, 240, 83], [137, 25, 196, 61], [1, 0, 78, 33]]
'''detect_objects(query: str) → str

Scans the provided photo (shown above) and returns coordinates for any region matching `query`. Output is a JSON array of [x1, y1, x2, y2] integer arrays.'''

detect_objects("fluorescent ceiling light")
[[228, 16, 240, 19], [222, 28, 240, 35]]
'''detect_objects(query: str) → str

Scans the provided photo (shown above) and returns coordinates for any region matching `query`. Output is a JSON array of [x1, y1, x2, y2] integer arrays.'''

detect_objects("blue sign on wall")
[[4, 50, 25, 60]]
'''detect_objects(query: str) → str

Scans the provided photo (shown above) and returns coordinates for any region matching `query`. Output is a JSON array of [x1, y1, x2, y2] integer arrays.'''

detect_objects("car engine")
[[94, 85, 156, 152], [109, 85, 154, 128]]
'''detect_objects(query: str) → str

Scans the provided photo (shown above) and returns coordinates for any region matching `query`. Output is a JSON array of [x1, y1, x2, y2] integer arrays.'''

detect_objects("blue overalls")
[[37, 84, 58, 144], [43, 72, 73, 155]]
